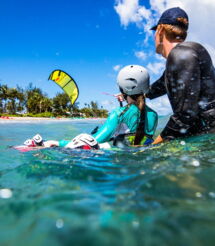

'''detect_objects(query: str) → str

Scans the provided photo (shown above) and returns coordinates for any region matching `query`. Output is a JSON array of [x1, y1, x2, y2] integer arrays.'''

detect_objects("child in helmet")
[[24, 65, 158, 150], [92, 65, 158, 147]]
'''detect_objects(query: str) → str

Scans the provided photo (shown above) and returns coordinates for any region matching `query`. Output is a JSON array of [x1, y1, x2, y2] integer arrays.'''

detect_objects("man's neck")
[[162, 38, 182, 58]]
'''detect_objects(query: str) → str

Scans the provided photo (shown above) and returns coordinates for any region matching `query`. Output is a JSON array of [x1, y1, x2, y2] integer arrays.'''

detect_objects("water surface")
[[1, 119, 215, 246]]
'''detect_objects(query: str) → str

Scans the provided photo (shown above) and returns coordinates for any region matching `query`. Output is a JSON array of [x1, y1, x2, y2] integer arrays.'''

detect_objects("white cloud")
[[147, 61, 165, 75], [150, 0, 215, 64], [135, 51, 147, 60], [113, 65, 121, 72], [114, 0, 153, 31], [115, 0, 215, 64], [149, 0, 166, 13], [114, 0, 143, 27]]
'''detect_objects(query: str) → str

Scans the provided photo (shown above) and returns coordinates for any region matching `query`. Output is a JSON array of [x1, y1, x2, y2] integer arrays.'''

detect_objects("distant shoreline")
[[0, 116, 105, 123]]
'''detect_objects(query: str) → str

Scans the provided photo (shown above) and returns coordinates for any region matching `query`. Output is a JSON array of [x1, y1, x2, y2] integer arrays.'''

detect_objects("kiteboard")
[[12, 145, 47, 152], [12, 143, 111, 153]]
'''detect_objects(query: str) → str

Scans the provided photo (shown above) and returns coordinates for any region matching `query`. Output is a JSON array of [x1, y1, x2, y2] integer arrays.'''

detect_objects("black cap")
[[150, 7, 189, 31]]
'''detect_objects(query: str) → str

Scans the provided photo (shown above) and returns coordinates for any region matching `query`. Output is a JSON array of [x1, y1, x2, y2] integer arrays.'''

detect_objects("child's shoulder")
[[121, 104, 140, 115], [144, 105, 158, 135], [145, 105, 158, 115], [111, 104, 138, 114], [145, 105, 158, 122]]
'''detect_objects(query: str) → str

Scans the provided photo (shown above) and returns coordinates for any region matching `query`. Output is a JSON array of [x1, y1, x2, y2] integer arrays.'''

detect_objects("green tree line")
[[0, 83, 108, 118]]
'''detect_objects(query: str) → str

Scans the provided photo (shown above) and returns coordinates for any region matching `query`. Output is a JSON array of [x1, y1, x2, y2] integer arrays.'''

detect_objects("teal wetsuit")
[[93, 104, 158, 146], [58, 104, 158, 148]]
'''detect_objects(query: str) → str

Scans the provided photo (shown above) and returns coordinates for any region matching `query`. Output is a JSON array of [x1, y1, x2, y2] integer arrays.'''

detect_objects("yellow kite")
[[48, 70, 79, 105]]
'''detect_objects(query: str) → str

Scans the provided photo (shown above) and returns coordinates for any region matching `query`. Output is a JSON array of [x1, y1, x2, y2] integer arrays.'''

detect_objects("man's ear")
[[158, 27, 164, 43]]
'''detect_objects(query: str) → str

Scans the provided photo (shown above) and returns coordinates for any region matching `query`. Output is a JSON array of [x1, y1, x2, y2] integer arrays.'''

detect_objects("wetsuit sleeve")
[[58, 140, 71, 147], [160, 46, 201, 140], [146, 72, 167, 99], [92, 109, 119, 143]]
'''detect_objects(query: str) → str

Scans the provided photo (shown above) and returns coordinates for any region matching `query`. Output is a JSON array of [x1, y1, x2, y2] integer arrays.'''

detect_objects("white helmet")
[[117, 65, 149, 95], [65, 133, 99, 150], [23, 134, 43, 147]]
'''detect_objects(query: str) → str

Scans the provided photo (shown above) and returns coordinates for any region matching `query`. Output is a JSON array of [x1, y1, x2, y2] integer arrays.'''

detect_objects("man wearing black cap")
[[146, 7, 215, 144]]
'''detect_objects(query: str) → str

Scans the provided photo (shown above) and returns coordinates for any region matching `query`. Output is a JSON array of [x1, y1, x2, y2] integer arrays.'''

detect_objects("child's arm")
[[92, 109, 120, 143], [43, 140, 71, 147], [43, 140, 59, 147]]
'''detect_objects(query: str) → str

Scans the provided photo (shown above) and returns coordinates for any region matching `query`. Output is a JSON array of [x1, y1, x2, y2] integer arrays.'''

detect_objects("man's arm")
[[146, 72, 167, 99], [160, 45, 201, 140]]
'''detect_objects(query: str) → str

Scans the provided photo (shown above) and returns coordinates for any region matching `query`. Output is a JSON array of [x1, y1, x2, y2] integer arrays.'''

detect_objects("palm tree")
[[52, 93, 71, 115], [90, 101, 98, 110], [6, 87, 21, 114], [39, 97, 53, 113], [72, 101, 80, 113], [16, 86, 25, 113], [25, 85, 48, 114], [0, 84, 9, 113]]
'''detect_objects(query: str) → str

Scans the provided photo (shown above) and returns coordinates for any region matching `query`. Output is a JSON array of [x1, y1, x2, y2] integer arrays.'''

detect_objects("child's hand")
[[114, 93, 125, 103]]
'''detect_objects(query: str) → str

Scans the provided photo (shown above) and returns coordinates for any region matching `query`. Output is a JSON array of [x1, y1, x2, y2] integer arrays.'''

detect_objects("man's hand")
[[152, 135, 164, 145]]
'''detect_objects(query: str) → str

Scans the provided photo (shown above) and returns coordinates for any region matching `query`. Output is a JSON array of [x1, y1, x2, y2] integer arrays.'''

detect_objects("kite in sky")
[[48, 70, 79, 105]]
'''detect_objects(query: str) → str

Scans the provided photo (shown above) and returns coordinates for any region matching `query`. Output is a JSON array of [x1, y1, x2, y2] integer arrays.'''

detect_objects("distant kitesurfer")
[[145, 7, 215, 144]]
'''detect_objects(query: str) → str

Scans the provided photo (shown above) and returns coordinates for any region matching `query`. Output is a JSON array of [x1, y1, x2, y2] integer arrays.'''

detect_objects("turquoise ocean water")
[[1, 118, 215, 246]]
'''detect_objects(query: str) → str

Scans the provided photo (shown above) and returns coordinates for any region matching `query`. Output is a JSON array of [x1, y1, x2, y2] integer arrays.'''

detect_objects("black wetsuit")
[[146, 41, 215, 140]]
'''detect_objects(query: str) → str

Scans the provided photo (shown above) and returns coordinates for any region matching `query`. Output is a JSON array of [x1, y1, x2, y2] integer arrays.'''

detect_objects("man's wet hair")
[[158, 18, 188, 42]]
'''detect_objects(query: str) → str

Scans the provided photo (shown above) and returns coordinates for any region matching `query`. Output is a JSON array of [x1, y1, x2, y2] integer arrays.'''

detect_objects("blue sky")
[[0, 0, 156, 110], [1, 0, 214, 115]]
